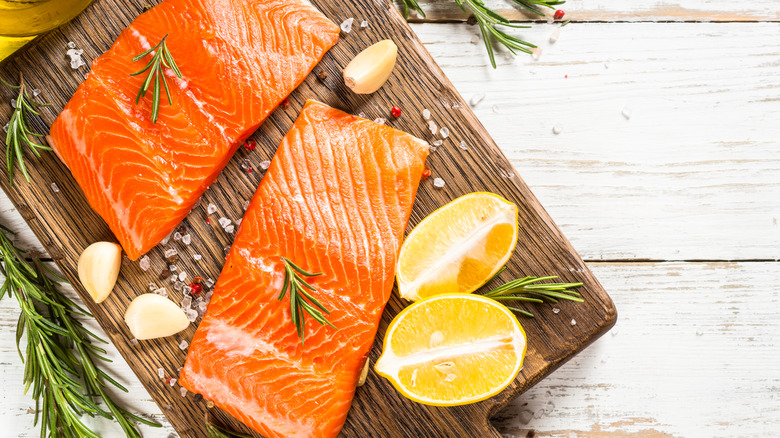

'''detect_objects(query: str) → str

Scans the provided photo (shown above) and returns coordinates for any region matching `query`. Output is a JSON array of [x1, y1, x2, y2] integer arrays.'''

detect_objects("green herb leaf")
[[0, 227, 161, 437], [130, 34, 182, 123], [279, 257, 336, 344], [480, 271, 583, 317]]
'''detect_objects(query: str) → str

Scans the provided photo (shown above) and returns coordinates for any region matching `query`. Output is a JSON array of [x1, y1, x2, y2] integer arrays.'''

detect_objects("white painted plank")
[[411, 22, 780, 261], [410, 0, 780, 21], [494, 261, 780, 437], [2, 262, 778, 436]]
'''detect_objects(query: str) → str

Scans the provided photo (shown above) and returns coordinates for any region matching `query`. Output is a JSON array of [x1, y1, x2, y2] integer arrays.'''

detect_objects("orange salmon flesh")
[[180, 100, 429, 438], [48, 0, 339, 259]]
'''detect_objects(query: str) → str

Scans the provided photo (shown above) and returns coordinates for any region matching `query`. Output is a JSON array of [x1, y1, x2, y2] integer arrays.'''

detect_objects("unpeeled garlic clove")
[[358, 358, 370, 386], [343, 39, 398, 94], [78, 242, 122, 303], [124, 294, 190, 340]]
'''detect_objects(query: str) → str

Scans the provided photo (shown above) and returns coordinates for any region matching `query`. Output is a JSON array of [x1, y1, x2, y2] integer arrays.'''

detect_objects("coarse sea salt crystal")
[[130, 338, 139, 345], [458, 141, 468, 151], [428, 120, 437, 135], [439, 127, 450, 139], [552, 307, 560, 314], [164, 248, 177, 258], [433, 178, 445, 188], [374, 117, 386, 125], [360, 20, 368, 28], [225, 224, 235, 233], [531, 47, 542, 60], [168, 378, 177, 387], [50, 182, 60, 193], [207, 203, 217, 214], [158, 368, 165, 379], [552, 125, 562, 135], [169, 265, 178, 272], [193, 254, 202, 261], [571, 319, 577, 326], [173, 280, 185, 292], [242, 200, 250, 210], [236, 218, 242, 226], [178, 271, 187, 281], [186, 308, 198, 322], [469, 93, 485, 107], [148, 282, 157, 291], [154, 287, 168, 297], [181, 295, 192, 308], [218, 217, 231, 228], [205, 278, 215, 288], [180, 387, 188, 397], [139, 255, 151, 271], [259, 160, 271, 170], [422, 108, 431, 120], [357, 112, 366, 118], [32, 88, 41, 97], [199, 301, 208, 313], [66, 48, 85, 69], [621, 107, 632, 120], [340, 17, 354, 33], [179, 340, 189, 350], [173, 232, 182, 241], [67, 41, 76, 49], [432, 139, 443, 147], [182, 234, 192, 245], [549, 27, 561, 43]]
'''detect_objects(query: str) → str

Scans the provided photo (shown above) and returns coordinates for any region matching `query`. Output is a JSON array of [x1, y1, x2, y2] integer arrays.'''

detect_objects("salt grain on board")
[[158, 368, 165, 379], [422, 109, 431, 120], [179, 340, 189, 350], [433, 178, 445, 188], [621, 107, 632, 120], [67, 41, 76, 49], [139, 255, 151, 271], [259, 160, 271, 170], [360, 20, 368, 28], [439, 127, 450, 139], [173, 232, 182, 241], [154, 287, 168, 297], [552, 307, 560, 314], [186, 308, 198, 322], [428, 120, 437, 135], [181, 295, 192, 308], [531, 47, 542, 60], [552, 125, 562, 135], [207, 203, 217, 214], [164, 248, 177, 258], [66, 48, 85, 69], [218, 217, 231, 228], [180, 387, 188, 397], [193, 254, 202, 261], [571, 319, 577, 326], [432, 139, 442, 147], [469, 93, 485, 107], [50, 182, 60, 193], [225, 224, 235, 233], [549, 27, 561, 43], [340, 17, 354, 33], [458, 141, 468, 151], [374, 117, 386, 125], [205, 278, 215, 288], [178, 271, 187, 281], [182, 234, 192, 245], [168, 378, 177, 387]]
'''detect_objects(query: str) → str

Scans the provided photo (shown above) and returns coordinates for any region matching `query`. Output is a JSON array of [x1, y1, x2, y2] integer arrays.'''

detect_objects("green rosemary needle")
[[278, 257, 336, 344], [0, 225, 160, 437], [1, 74, 52, 185], [130, 34, 182, 123], [480, 267, 584, 317]]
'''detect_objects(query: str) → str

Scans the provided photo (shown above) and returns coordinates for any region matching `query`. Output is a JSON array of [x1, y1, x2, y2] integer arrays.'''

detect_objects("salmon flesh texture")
[[47, 0, 339, 259], [180, 101, 430, 438]]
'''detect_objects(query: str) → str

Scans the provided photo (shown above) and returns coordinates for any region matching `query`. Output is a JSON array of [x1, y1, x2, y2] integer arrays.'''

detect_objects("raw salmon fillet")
[[47, 0, 339, 259], [180, 101, 430, 438]]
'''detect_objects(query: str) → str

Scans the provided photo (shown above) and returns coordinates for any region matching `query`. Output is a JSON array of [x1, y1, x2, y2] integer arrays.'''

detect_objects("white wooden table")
[[2, 1, 779, 436]]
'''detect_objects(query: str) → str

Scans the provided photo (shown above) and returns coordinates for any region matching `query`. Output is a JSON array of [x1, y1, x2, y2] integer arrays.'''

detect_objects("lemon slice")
[[375, 294, 526, 406], [397, 192, 518, 301]]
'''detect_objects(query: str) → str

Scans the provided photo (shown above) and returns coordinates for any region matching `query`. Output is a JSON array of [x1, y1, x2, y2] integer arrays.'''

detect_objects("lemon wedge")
[[375, 293, 526, 406], [397, 192, 518, 301]]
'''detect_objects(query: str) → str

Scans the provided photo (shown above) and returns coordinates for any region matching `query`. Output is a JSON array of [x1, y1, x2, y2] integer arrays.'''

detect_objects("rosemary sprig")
[[278, 257, 336, 344], [1, 74, 51, 185], [130, 34, 182, 123], [480, 267, 583, 317], [398, 0, 565, 68], [0, 225, 161, 437]]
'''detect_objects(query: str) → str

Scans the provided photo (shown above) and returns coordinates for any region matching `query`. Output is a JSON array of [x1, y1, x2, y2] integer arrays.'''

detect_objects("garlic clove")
[[343, 39, 398, 94], [124, 294, 190, 340], [78, 242, 122, 303], [358, 358, 370, 386]]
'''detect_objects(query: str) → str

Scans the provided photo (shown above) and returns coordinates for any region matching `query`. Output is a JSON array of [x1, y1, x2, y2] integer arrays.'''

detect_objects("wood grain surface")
[[0, 0, 615, 436]]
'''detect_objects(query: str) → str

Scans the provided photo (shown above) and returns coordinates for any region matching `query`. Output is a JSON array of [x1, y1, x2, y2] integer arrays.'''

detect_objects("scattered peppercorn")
[[166, 254, 179, 264], [164, 377, 173, 385], [206, 218, 210, 224], [193, 393, 204, 403], [189, 282, 203, 296], [281, 98, 290, 108], [243, 139, 257, 151], [421, 167, 431, 179], [391, 106, 402, 118], [315, 68, 328, 80], [466, 14, 477, 25], [192, 276, 203, 284], [160, 268, 171, 280], [553, 9, 565, 20]]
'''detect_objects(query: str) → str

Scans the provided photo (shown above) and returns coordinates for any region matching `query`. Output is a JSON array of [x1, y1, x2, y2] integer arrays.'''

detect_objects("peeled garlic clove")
[[343, 39, 398, 94], [124, 294, 190, 340], [358, 359, 370, 386], [78, 242, 122, 303]]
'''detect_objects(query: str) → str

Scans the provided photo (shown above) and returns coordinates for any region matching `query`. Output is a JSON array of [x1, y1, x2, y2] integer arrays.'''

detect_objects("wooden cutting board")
[[0, 0, 616, 436]]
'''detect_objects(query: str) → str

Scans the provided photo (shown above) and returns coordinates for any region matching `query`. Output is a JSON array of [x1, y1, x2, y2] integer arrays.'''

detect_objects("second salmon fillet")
[[48, 0, 339, 259], [180, 101, 430, 437]]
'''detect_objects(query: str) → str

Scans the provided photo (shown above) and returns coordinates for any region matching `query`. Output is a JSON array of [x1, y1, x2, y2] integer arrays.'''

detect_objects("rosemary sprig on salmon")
[[279, 257, 336, 343], [130, 34, 182, 123]]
